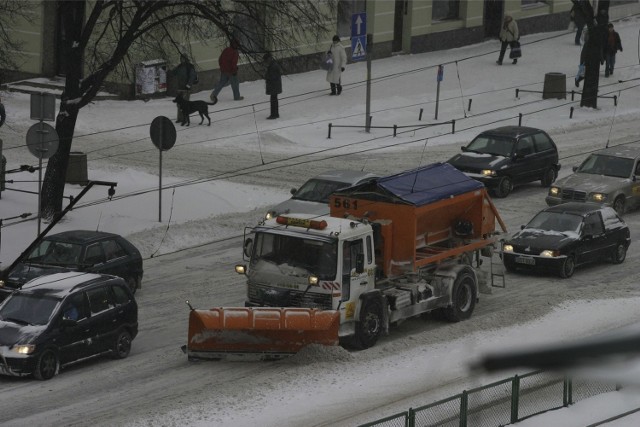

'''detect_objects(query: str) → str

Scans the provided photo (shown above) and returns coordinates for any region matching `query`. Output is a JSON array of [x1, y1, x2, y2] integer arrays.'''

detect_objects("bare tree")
[[28, 0, 335, 218], [0, 1, 35, 80]]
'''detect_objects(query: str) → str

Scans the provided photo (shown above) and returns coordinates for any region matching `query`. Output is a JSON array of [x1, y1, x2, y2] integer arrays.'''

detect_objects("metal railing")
[[358, 371, 620, 427]]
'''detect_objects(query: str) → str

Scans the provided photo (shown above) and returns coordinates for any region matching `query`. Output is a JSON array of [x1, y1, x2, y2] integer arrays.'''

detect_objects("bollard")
[[518, 113, 523, 126], [452, 119, 456, 134], [571, 90, 575, 101], [468, 99, 472, 112], [368, 116, 373, 127], [515, 89, 519, 99], [614, 95, 617, 106], [419, 108, 423, 121], [393, 125, 397, 137], [328, 123, 332, 139], [570, 107, 574, 119]]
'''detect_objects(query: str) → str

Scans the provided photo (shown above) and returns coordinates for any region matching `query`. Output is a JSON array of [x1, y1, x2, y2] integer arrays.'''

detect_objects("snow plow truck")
[[185, 163, 507, 360]]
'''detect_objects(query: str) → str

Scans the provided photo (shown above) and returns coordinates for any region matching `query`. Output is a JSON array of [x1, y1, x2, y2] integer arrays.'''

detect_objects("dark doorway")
[[55, 1, 85, 76], [484, 0, 504, 39], [393, 0, 407, 52]]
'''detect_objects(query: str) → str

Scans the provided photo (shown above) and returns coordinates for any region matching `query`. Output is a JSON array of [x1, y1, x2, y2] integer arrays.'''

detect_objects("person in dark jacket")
[[171, 54, 198, 122], [570, 1, 586, 45], [0, 95, 5, 128], [263, 52, 282, 120], [603, 23, 623, 77], [210, 39, 243, 102]]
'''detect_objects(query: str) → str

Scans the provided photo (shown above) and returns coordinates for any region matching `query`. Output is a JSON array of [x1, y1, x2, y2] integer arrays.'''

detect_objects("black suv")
[[0, 272, 138, 380], [448, 126, 561, 198]]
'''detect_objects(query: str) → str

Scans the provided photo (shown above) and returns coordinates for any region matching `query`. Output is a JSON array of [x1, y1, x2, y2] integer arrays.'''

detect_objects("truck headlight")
[[235, 264, 246, 275], [540, 250, 560, 257], [503, 244, 514, 253], [549, 187, 560, 196], [481, 169, 496, 177], [589, 193, 607, 202], [13, 344, 35, 355], [264, 211, 274, 220], [308, 275, 319, 286], [0, 279, 4, 288]]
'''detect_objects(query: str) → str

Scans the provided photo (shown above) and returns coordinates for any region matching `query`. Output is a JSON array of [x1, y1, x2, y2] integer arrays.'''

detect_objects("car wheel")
[[352, 298, 383, 350], [112, 330, 132, 359], [559, 255, 576, 278], [34, 349, 59, 380], [613, 196, 625, 215], [444, 267, 477, 322], [493, 176, 513, 198], [541, 168, 557, 187], [611, 242, 627, 264]]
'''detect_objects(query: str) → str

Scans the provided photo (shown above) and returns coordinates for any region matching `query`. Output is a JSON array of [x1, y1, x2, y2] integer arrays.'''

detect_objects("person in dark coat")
[[603, 23, 623, 77], [497, 15, 519, 65], [171, 54, 198, 122], [263, 52, 282, 120], [210, 39, 243, 102], [570, 1, 586, 45], [0, 95, 5, 128]]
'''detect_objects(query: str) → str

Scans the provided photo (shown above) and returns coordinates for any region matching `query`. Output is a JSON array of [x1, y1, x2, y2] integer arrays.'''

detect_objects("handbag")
[[509, 41, 522, 59], [321, 49, 334, 71]]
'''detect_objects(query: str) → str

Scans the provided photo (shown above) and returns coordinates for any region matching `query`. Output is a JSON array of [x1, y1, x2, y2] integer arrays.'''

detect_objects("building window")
[[432, 0, 460, 21], [338, 0, 366, 38]]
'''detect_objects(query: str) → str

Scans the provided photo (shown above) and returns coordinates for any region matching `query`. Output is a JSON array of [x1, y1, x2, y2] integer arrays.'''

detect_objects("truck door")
[[342, 237, 375, 302]]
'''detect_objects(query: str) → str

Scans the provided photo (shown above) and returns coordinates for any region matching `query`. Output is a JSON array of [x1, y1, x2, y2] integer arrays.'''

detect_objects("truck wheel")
[[541, 167, 557, 187], [34, 349, 59, 380], [444, 269, 477, 322], [611, 242, 627, 264], [353, 299, 383, 349], [558, 255, 575, 278], [493, 177, 513, 198]]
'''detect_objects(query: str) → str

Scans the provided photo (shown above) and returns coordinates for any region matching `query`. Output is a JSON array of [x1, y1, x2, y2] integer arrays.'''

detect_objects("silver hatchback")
[[546, 146, 640, 214]]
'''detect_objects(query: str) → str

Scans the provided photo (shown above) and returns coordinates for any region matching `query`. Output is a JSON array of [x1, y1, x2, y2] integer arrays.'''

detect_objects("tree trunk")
[[581, 26, 601, 108]]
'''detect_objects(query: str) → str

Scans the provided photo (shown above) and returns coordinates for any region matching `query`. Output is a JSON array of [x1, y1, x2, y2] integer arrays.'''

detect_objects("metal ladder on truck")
[[489, 244, 506, 288]]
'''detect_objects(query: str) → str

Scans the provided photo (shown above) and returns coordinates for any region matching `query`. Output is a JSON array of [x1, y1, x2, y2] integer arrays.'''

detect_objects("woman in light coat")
[[497, 15, 519, 65], [326, 35, 347, 95]]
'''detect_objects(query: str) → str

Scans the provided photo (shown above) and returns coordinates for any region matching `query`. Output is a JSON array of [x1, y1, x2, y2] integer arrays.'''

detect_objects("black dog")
[[172, 94, 217, 126]]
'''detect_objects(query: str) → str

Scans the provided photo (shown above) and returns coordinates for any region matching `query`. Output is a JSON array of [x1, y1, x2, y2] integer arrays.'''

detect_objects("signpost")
[[150, 116, 177, 222], [435, 65, 444, 120], [352, 12, 371, 132]]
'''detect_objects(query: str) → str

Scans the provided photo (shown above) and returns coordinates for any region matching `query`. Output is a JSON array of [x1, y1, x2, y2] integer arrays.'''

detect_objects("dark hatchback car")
[[502, 203, 630, 278], [1, 230, 143, 295], [0, 272, 138, 380], [448, 126, 561, 198]]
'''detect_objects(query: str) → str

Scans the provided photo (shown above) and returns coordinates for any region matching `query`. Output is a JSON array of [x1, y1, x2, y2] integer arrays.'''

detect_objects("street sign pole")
[[435, 65, 444, 120], [149, 116, 177, 223], [159, 127, 163, 222], [366, 34, 372, 132]]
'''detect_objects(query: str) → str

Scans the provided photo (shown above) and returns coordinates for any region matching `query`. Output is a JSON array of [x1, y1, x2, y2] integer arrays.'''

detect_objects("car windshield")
[[466, 135, 515, 157], [26, 240, 82, 266], [0, 293, 60, 326], [250, 232, 337, 280], [526, 211, 583, 234], [577, 154, 634, 178], [292, 179, 351, 203]]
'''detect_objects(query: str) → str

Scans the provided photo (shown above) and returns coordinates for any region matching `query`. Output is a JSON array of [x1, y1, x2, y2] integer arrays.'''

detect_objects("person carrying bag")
[[497, 15, 520, 65]]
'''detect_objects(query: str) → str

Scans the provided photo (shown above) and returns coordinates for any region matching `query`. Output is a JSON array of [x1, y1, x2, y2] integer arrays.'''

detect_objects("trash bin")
[[135, 59, 167, 97], [66, 151, 88, 185], [543, 72, 566, 100]]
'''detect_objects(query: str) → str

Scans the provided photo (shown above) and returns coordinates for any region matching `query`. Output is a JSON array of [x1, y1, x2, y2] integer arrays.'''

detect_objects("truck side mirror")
[[355, 253, 365, 274]]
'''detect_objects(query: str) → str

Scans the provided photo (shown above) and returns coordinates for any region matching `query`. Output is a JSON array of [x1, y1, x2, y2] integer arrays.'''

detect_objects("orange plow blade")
[[186, 307, 340, 360]]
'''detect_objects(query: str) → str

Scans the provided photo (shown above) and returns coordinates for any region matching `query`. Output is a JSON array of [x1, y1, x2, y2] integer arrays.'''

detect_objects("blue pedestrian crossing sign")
[[351, 13, 367, 61]]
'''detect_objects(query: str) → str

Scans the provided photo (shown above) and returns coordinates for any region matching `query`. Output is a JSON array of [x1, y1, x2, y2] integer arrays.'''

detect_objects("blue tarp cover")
[[376, 163, 483, 206]]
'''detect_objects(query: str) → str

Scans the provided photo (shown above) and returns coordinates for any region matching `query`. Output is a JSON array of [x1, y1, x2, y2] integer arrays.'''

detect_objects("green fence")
[[358, 371, 619, 427]]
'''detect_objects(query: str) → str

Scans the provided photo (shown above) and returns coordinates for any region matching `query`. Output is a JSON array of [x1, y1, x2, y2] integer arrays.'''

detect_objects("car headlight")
[[503, 244, 514, 252], [549, 187, 560, 196], [481, 169, 497, 177], [540, 250, 560, 257], [13, 344, 35, 355], [264, 211, 274, 220], [589, 193, 607, 202]]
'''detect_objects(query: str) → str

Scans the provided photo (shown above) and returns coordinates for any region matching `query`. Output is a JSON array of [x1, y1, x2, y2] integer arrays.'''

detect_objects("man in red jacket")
[[210, 39, 244, 102]]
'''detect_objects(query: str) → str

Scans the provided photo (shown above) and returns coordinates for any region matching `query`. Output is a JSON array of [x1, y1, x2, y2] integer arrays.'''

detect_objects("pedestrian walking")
[[574, 36, 588, 87], [326, 35, 347, 95], [0, 95, 5, 128], [210, 39, 243, 103], [570, 1, 586, 45], [171, 54, 198, 123], [497, 15, 519, 65], [263, 52, 282, 120], [603, 23, 623, 77]]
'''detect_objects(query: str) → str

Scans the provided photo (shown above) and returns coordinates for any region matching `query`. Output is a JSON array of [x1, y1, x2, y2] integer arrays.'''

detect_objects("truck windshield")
[[251, 232, 337, 280]]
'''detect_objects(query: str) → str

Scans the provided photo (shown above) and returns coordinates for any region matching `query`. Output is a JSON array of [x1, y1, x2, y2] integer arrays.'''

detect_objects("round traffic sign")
[[26, 122, 59, 159], [150, 116, 177, 151]]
